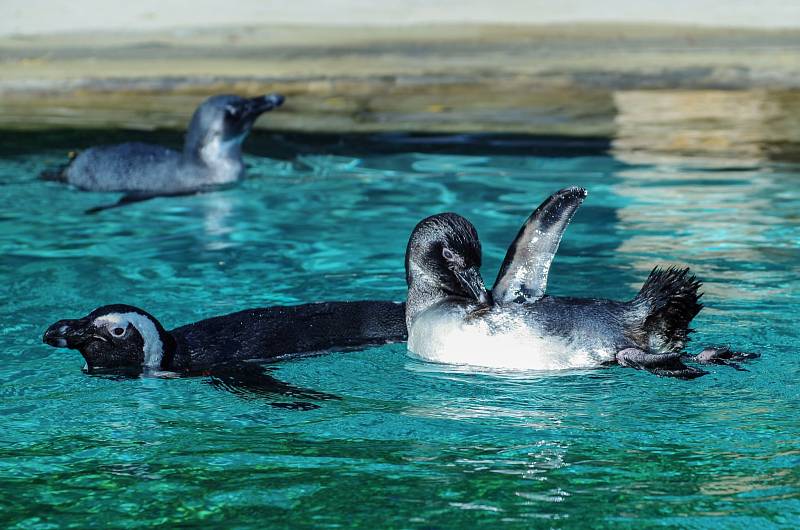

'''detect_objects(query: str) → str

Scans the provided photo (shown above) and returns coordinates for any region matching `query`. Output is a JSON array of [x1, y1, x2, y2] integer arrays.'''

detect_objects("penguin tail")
[[39, 163, 69, 183], [628, 266, 703, 352], [39, 151, 78, 183]]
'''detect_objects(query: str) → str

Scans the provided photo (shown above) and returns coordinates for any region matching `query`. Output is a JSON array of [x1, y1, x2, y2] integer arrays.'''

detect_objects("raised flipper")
[[616, 348, 707, 380], [85, 189, 202, 214], [492, 186, 587, 304], [201, 362, 341, 410], [694, 346, 760, 371]]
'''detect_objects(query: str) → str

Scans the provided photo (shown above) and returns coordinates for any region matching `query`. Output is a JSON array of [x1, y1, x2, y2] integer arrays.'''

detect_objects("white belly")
[[407, 305, 613, 371]]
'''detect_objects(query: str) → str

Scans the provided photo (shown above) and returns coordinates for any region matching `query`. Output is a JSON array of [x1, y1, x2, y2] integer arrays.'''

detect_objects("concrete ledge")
[[1, 24, 799, 161]]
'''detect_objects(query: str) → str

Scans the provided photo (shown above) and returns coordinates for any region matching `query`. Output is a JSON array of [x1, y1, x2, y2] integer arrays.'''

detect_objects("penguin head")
[[405, 213, 491, 305], [43, 304, 175, 372], [184, 93, 285, 163]]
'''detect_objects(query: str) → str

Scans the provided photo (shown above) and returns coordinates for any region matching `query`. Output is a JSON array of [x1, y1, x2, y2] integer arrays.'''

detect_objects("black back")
[[170, 300, 407, 368]]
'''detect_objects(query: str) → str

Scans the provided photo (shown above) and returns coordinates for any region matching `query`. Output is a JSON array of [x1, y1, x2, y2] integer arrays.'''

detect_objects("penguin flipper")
[[492, 187, 587, 304], [616, 348, 707, 380], [85, 190, 200, 214], [202, 362, 341, 409]]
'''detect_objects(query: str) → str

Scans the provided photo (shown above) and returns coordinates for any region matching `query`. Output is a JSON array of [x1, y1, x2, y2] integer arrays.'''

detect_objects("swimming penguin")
[[404, 187, 758, 379], [42, 93, 284, 211], [43, 300, 406, 405]]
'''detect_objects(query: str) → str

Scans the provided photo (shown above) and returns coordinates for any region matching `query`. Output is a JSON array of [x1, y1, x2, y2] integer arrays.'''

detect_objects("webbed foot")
[[617, 348, 708, 380], [694, 346, 760, 371]]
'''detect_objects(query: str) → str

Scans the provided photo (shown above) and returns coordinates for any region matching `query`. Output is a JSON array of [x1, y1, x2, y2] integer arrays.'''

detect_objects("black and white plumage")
[[43, 94, 284, 210], [404, 186, 758, 379], [43, 301, 407, 405]]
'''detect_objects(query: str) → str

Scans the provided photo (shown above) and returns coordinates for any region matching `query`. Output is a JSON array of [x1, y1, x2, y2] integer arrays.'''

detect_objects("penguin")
[[43, 300, 406, 406], [404, 186, 758, 379], [42, 93, 285, 212]]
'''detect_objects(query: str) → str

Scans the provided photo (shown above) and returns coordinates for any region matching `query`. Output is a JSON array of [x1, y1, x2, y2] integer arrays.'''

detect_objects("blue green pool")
[[1, 132, 798, 527]]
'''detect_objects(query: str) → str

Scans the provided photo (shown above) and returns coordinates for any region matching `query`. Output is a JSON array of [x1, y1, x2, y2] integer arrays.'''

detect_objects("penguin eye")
[[442, 248, 455, 261], [225, 105, 240, 119], [111, 327, 125, 337]]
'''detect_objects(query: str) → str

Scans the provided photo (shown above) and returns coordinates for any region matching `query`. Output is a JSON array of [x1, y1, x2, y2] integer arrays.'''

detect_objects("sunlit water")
[[1, 132, 798, 528]]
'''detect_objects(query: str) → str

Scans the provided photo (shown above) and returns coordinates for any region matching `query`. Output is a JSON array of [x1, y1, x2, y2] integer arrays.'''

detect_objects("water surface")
[[1, 133, 798, 528]]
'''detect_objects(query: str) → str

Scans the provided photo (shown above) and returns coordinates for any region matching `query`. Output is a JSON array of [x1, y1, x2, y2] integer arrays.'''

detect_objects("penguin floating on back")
[[404, 187, 758, 379], [42, 93, 285, 212], [43, 300, 406, 408]]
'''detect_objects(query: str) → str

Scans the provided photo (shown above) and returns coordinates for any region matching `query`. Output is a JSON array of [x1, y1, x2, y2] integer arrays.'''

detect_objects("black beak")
[[242, 93, 285, 119], [43, 319, 91, 348], [456, 266, 492, 305]]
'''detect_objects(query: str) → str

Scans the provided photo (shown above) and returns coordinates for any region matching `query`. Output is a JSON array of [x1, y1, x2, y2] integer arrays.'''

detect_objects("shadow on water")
[[0, 128, 612, 159]]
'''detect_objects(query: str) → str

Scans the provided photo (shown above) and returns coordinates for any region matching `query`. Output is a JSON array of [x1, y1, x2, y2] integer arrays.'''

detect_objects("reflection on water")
[[610, 162, 798, 303], [0, 130, 799, 527]]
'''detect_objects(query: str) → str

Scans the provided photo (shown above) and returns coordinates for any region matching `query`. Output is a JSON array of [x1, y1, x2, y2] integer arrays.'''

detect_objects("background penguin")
[[43, 300, 406, 407], [404, 187, 758, 379], [42, 93, 284, 212]]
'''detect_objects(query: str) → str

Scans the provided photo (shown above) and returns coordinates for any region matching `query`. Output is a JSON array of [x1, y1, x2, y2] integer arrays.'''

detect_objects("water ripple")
[[0, 142, 798, 528]]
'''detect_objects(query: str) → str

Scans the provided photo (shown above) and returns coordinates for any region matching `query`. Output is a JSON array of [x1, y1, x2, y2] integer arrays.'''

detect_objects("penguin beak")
[[43, 319, 96, 349], [456, 266, 492, 305], [243, 93, 285, 120]]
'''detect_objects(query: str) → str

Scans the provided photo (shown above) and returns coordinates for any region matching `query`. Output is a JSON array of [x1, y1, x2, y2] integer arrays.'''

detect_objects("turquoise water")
[[1, 132, 799, 528]]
